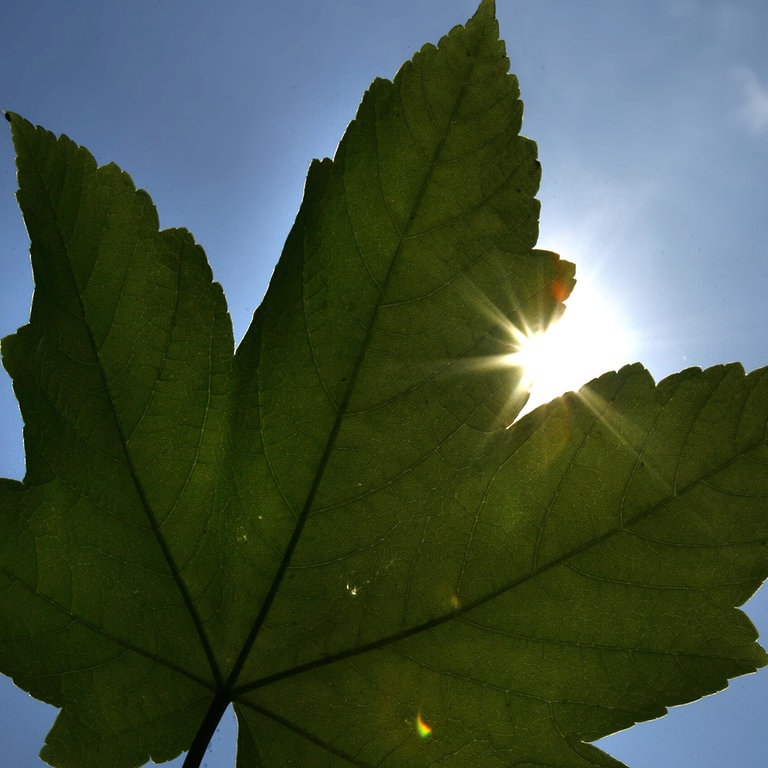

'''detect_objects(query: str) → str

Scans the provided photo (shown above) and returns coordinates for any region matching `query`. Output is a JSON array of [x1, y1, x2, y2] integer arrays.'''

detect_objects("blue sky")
[[1, 0, 767, 766]]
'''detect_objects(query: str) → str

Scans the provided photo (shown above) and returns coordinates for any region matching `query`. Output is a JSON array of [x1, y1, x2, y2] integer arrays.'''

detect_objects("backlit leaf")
[[1, 2, 767, 767]]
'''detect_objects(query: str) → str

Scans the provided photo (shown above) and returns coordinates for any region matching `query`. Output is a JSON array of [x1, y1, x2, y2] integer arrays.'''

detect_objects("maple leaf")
[[2, 2, 768, 767]]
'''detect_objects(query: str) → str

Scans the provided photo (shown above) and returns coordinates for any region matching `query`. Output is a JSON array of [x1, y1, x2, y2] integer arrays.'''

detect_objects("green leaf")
[[1, 2, 768, 767]]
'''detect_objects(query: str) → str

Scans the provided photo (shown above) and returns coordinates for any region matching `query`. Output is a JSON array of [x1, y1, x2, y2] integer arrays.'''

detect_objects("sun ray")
[[506, 274, 636, 416]]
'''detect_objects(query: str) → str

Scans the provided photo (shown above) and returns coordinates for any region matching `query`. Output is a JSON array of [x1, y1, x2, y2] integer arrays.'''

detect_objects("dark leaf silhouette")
[[1, 3, 767, 767]]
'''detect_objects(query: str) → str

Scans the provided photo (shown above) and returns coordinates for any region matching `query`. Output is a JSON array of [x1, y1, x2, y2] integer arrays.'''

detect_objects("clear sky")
[[1, 1, 767, 766]]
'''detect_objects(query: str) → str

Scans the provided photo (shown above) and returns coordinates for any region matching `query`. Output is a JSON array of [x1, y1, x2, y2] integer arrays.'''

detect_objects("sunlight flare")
[[507, 276, 636, 413], [416, 711, 432, 738]]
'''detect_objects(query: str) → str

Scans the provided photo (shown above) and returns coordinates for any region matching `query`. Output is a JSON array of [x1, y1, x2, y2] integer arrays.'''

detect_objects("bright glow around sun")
[[508, 275, 636, 414]]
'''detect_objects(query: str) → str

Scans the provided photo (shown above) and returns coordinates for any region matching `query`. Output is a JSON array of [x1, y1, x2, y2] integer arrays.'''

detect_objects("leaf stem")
[[182, 693, 231, 768]]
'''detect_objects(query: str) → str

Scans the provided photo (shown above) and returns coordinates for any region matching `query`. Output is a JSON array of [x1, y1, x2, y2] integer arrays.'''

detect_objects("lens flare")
[[416, 711, 432, 738], [506, 278, 635, 414]]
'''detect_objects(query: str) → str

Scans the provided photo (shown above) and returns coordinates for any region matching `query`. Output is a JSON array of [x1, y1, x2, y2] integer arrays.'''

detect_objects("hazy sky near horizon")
[[1, 1, 767, 766]]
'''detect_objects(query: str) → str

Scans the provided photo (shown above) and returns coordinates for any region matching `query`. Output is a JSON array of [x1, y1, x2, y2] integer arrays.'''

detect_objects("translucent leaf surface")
[[1, 2, 767, 767]]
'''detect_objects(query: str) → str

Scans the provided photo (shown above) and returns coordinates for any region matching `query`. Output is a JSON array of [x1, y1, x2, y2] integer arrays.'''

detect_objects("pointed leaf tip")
[[474, 0, 496, 18]]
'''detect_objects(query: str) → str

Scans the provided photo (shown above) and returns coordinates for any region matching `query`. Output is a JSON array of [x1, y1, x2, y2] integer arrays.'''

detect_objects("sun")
[[507, 276, 635, 414]]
